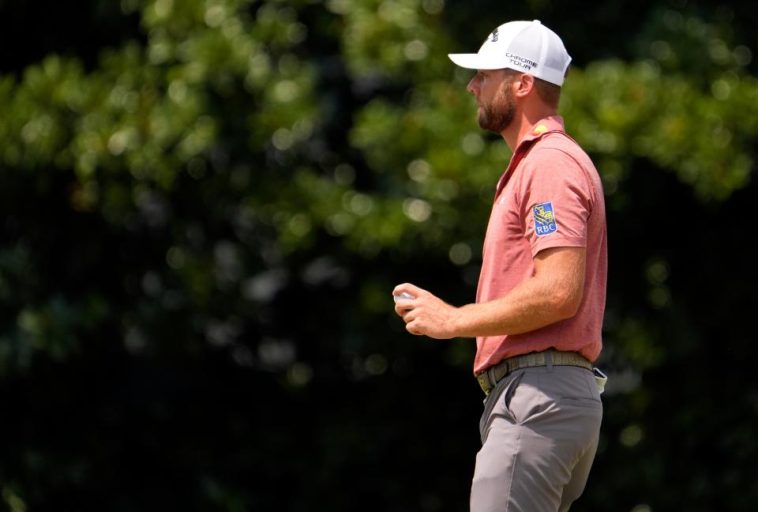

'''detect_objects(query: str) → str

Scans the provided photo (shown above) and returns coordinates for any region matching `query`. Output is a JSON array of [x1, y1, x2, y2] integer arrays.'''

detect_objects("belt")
[[476, 350, 593, 396]]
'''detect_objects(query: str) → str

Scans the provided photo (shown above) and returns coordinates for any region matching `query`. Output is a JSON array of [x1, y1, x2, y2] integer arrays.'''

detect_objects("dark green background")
[[0, 0, 756, 510]]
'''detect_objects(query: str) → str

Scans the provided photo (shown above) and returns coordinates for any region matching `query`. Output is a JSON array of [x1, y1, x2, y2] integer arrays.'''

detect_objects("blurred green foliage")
[[0, 0, 756, 510]]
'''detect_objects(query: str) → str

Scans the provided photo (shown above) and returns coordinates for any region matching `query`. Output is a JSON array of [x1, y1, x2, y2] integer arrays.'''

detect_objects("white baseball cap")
[[448, 20, 572, 87]]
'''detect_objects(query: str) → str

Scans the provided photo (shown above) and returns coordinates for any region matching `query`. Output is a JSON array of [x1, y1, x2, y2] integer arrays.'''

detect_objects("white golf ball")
[[393, 292, 415, 303]]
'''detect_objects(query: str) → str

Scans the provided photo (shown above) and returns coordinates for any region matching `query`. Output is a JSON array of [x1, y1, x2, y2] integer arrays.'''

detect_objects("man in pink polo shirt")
[[393, 20, 607, 512]]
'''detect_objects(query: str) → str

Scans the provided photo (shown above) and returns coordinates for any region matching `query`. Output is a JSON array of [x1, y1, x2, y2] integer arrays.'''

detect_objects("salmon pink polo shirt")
[[473, 115, 607, 375]]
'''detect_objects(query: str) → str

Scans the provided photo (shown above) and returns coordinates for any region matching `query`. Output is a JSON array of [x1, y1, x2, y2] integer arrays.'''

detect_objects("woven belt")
[[476, 350, 593, 396]]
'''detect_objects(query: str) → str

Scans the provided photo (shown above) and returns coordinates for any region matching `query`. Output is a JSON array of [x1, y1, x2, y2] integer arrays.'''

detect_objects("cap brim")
[[448, 53, 510, 70]]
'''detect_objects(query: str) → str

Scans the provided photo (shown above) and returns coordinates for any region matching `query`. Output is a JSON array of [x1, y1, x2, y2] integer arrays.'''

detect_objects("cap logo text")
[[505, 52, 538, 70]]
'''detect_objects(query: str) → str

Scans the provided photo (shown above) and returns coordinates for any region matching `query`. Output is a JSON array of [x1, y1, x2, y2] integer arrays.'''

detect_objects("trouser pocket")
[[479, 371, 524, 443]]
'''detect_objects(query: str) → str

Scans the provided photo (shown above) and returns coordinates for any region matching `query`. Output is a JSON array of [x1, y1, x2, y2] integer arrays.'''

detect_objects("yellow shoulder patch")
[[532, 124, 548, 135]]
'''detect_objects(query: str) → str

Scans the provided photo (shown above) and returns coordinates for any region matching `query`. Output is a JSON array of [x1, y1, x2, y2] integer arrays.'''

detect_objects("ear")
[[513, 73, 535, 99]]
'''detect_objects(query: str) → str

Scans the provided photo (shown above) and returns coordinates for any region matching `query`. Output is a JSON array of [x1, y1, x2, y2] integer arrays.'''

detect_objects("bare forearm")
[[394, 247, 585, 340], [453, 276, 578, 338]]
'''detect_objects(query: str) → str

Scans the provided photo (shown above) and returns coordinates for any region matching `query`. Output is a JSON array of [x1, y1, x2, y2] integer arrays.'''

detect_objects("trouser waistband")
[[476, 350, 593, 396]]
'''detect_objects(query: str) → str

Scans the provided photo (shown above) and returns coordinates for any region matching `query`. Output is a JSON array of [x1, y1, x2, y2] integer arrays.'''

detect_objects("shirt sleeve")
[[518, 146, 595, 257]]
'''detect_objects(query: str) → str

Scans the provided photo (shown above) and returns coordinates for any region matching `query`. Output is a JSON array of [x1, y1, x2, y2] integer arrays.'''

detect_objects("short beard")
[[477, 79, 516, 133]]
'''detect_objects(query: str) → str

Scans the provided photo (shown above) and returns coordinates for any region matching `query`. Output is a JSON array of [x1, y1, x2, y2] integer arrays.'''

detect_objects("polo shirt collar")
[[494, 116, 566, 198], [516, 115, 566, 150]]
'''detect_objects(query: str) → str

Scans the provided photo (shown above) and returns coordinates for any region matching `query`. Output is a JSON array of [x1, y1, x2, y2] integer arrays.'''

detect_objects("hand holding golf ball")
[[392, 283, 459, 339]]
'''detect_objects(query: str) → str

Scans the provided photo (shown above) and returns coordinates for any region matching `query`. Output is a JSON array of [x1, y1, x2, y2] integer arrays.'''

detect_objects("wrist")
[[448, 304, 468, 338]]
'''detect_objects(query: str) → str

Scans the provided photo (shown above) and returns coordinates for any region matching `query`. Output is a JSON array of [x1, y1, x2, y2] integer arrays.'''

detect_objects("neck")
[[501, 105, 557, 151]]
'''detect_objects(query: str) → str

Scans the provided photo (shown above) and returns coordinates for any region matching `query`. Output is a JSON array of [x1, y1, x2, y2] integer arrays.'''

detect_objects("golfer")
[[394, 20, 607, 511]]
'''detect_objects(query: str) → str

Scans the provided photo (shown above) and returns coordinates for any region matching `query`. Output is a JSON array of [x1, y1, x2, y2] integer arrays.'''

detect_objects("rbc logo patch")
[[533, 202, 558, 236]]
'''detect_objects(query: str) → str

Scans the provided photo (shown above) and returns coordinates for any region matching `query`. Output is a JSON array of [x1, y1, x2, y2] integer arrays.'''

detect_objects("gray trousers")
[[470, 365, 603, 512]]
